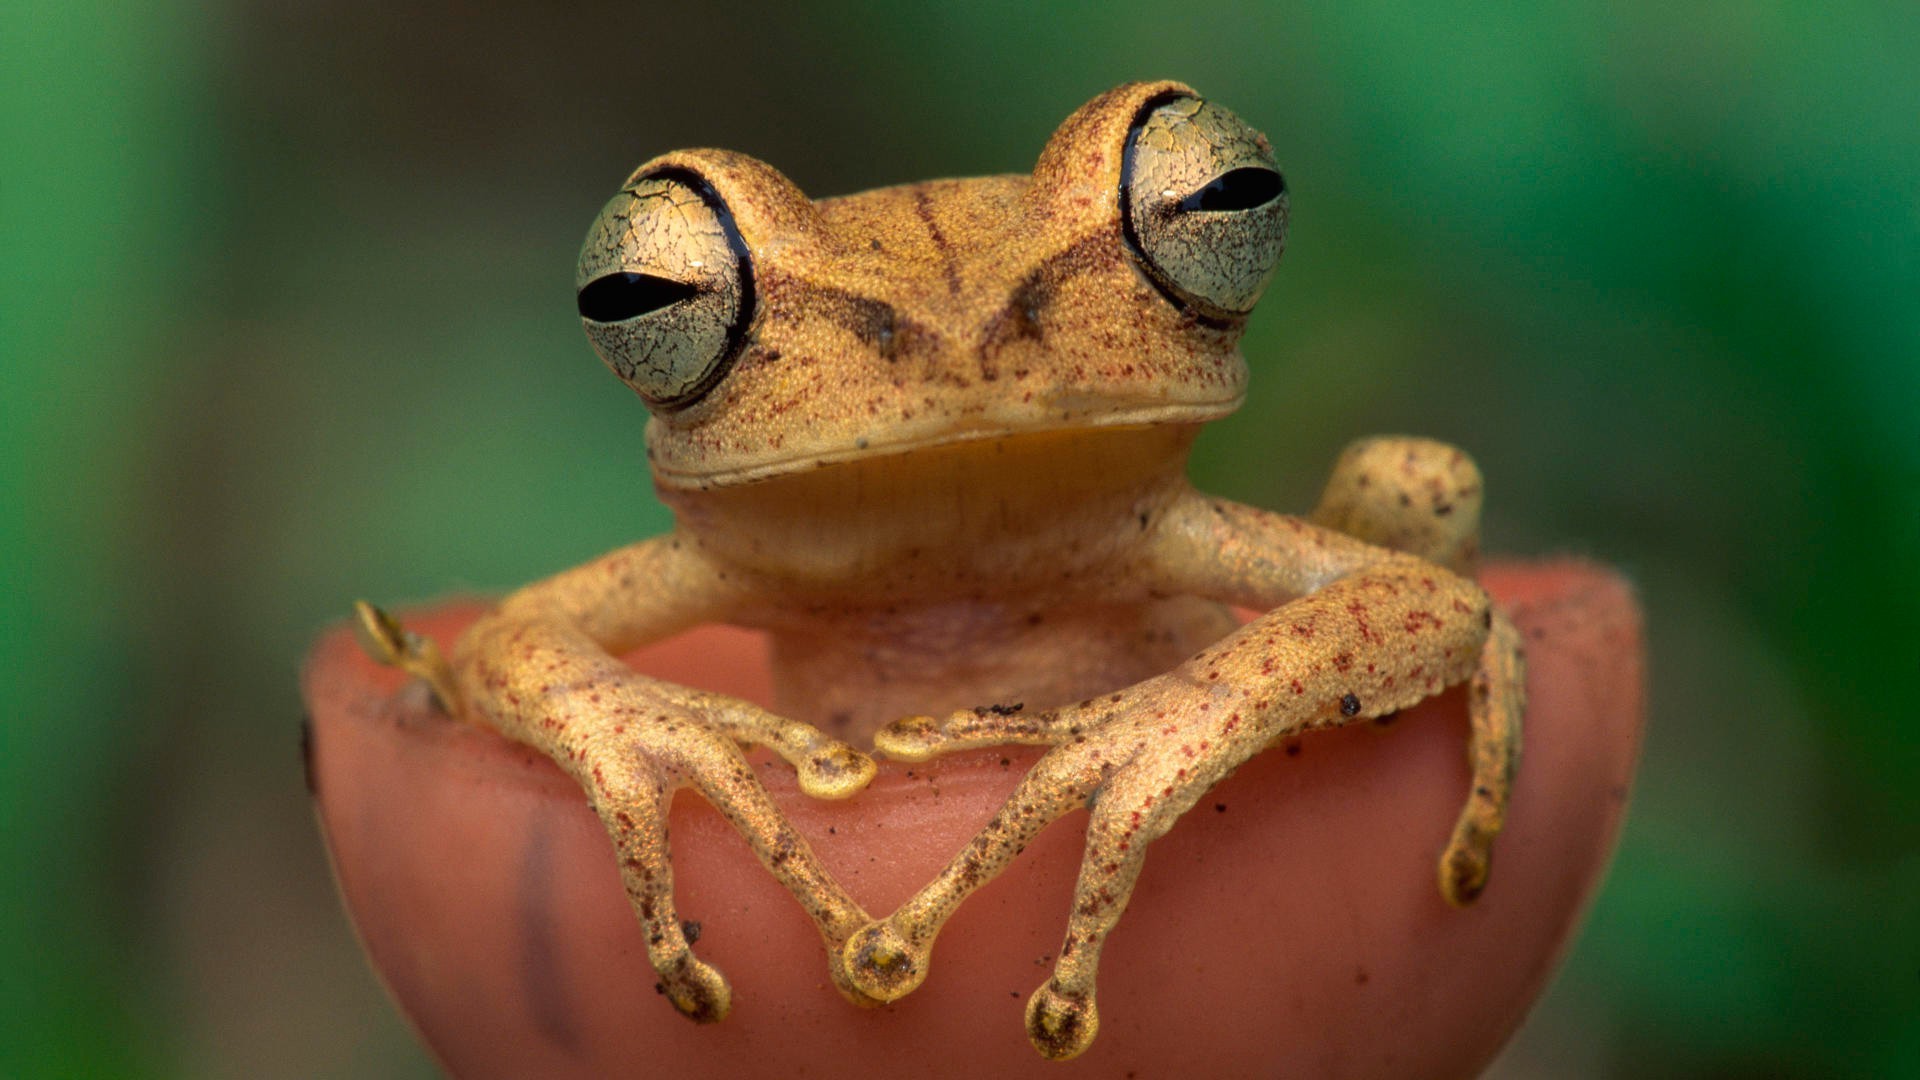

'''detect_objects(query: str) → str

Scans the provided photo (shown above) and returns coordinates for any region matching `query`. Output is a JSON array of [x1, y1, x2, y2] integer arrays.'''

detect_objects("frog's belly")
[[762, 597, 1239, 743]]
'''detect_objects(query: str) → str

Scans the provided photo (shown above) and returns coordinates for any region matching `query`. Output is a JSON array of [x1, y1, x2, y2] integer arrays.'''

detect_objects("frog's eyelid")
[[577, 272, 702, 324]]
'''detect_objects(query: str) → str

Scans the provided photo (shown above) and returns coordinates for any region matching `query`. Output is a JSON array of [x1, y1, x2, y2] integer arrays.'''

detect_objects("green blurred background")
[[5, 2, 1915, 1076]]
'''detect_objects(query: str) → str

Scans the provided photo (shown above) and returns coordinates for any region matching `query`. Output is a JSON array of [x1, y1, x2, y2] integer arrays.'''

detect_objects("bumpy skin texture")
[[357, 81, 1524, 1060]]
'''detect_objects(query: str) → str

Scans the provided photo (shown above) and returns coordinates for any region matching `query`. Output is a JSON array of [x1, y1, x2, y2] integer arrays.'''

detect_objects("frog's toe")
[[1439, 823, 1495, 907], [824, 942, 889, 1009], [1026, 980, 1099, 1061], [350, 599, 459, 711], [797, 742, 877, 799], [872, 715, 944, 762], [842, 920, 928, 1002], [658, 954, 732, 1024]]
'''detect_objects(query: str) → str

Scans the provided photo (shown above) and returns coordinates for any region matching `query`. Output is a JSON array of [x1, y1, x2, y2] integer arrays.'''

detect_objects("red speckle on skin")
[[1333, 653, 1354, 672], [1347, 601, 1380, 644], [1292, 622, 1315, 639], [1290, 680, 1305, 695], [1404, 610, 1444, 634], [1260, 658, 1276, 674]]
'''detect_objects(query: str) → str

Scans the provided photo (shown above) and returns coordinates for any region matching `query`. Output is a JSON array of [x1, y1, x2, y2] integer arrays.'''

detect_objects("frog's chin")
[[650, 398, 1241, 491]]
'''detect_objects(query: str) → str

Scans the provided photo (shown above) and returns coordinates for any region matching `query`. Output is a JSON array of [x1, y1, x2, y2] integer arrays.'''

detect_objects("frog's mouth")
[[650, 395, 1242, 491]]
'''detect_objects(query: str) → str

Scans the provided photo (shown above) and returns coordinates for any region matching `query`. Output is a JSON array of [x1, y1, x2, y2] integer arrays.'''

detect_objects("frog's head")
[[575, 80, 1288, 491]]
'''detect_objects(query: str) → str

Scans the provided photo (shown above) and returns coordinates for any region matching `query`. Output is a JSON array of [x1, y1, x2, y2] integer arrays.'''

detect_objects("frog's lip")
[[651, 398, 1240, 490]]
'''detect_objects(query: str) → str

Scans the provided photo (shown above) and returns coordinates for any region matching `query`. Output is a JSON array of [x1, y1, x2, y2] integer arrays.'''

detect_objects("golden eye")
[[576, 170, 752, 410], [1121, 95, 1288, 320]]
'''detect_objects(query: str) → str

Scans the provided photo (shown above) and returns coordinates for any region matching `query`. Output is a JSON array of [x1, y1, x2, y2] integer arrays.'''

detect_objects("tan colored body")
[[359, 81, 1522, 1060]]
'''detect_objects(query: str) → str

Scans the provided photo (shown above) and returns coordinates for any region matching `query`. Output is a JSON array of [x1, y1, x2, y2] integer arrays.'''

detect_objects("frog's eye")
[[1121, 95, 1288, 321], [576, 170, 753, 411]]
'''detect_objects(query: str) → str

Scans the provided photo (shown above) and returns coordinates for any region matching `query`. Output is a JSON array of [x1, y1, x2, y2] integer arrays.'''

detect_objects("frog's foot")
[[850, 690, 1211, 1060], [578, 716, 877, 1021], [458, 612, 879, 1020], [841, 742, 1112, 1005], [851, 555, 1526, 1058], [351, 600, 460, 711], [1440, 607, 1525, 905]]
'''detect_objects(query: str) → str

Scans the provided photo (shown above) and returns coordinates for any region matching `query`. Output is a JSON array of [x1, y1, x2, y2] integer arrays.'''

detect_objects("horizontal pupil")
[[1179, 167, 1285, 213], [577, 272, 700, 322]]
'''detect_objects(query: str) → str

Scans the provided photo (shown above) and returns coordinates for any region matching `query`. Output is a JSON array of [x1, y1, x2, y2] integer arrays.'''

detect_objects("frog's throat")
[[650, 397, 1242, 491]]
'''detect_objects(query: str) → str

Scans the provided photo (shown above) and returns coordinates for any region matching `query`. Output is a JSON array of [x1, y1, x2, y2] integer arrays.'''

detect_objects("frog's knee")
[[1312, 436, 1483, 573]]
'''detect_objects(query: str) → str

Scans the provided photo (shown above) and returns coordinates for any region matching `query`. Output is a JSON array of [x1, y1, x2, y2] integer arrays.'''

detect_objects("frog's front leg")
[[361, 536, 879, 1022], [850, 493, 1522, 1059]]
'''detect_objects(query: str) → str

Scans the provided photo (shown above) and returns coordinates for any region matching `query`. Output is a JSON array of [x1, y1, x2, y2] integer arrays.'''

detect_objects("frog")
[[355, 79, 1523, 1062]]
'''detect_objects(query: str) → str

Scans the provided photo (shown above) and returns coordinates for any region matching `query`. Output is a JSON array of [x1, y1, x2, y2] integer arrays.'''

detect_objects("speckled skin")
[[357, 81, 1522, 1061]]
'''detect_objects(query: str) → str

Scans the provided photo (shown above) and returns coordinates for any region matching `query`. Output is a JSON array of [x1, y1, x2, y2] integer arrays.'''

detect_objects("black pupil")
[[1178, 167, 1285, 213], [577, 272, 700, 322]]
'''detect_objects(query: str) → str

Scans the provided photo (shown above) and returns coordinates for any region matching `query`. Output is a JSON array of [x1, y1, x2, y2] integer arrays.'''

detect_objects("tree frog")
[[357, 80, 1522, 1062]]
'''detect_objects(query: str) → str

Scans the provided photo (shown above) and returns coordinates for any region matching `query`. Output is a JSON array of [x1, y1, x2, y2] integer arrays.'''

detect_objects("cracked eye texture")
[[578, 177, 744, 409], [1125, 97, 1288, 318]]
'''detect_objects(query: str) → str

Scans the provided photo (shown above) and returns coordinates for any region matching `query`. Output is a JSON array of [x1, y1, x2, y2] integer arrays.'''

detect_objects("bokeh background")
[[5, 3, 1915, 1076]]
